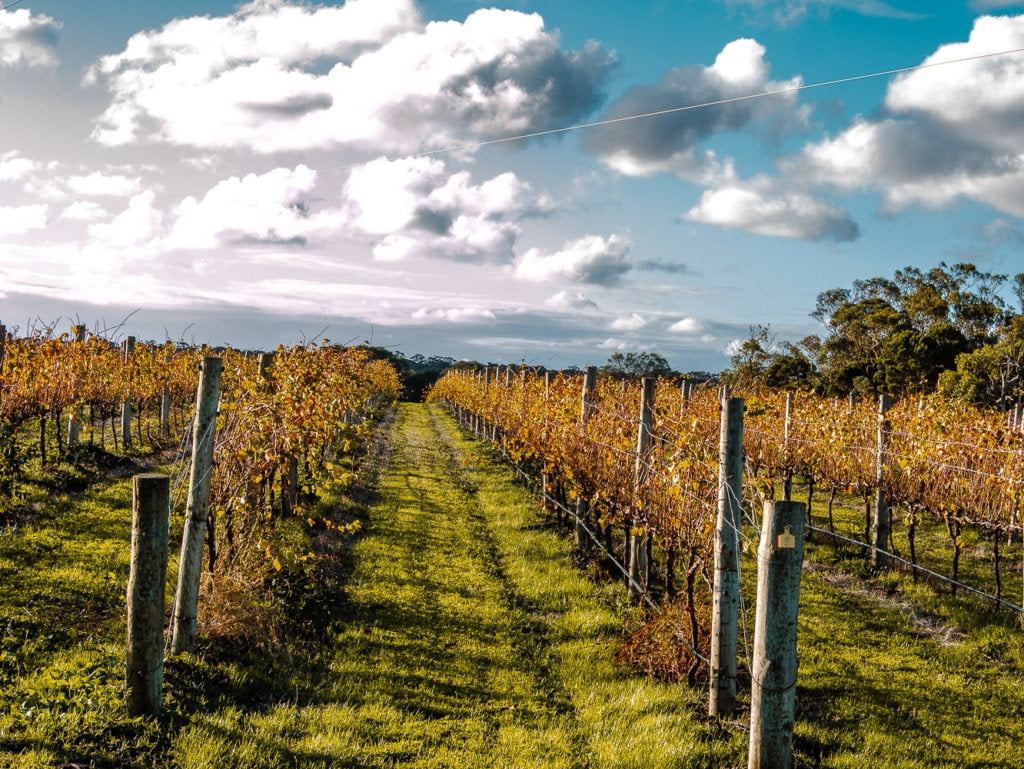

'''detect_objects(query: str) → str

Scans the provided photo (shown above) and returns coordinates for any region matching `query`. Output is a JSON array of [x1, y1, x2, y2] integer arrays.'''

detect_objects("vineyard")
[[428, 367, 1024, 674], [0, 324, 401, 717], [3, 324, 1024, 767]]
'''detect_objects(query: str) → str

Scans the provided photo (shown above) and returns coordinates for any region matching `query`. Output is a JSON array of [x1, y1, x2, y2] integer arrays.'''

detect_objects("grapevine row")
[[0, 326, 402, 642], [429, 368, 1024, 665]]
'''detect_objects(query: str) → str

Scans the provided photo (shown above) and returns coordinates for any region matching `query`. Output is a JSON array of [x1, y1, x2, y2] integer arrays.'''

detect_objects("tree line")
[[728, 261, 1024, 407]]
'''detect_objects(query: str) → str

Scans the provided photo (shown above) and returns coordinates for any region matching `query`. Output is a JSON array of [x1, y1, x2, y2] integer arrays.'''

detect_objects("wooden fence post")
[[127, 473, 170, 717], [576, 367, 597, 546], [121, 336, 136, 449], [170, 356, 222, 654], [871, 394, 894, 569], [0, 323, 6, 370], [542, 372, 555, 516], [67, 325, 87, 446], [159, 389, 171, 439], [749, 500, 805, 769], [709, 397, 745, 716], [629, 377, 656, 599], [782, 392, 794, 501]]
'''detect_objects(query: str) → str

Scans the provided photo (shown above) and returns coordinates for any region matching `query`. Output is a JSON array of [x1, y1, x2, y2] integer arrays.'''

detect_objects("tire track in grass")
[[173, 403, 737, 769], [173, 403, 592, 768], [422, 406, 590, 757]]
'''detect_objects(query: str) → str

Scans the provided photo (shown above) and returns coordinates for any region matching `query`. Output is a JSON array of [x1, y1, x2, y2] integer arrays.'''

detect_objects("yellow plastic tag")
[[777, 526, 796, 549]]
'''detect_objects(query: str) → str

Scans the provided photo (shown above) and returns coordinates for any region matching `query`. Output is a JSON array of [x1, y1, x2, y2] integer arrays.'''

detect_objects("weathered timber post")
[[170, 356, 222, 654], [121, 336, 136, 449], [482, 367, 489, 434], [576, 367, 597, 545], [127, 473, 170, 717], [629, 377, 656, 599], [159, 389, 171, 439], [284, 456, 299, 516], [749, 500, 805, 769], [68, 325, 87, 446], [871, 394, 894, 569], [709, 397, 745, 716], [542, 372, 555, 516], [258, 351, 275, 379], [782, 392, 794, 501]]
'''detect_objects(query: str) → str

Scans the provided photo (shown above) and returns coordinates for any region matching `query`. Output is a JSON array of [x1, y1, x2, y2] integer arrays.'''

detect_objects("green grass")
[[3, 403, 1024, 768], [788, 553, 1024, 767], [798, 478, 1023, 611], [0, 468, 170, 767], [171, 404, 747, 769]]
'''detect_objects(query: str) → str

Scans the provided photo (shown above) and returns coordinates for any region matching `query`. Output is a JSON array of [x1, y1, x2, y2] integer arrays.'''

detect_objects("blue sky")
[[0, 0, 1022, 370]]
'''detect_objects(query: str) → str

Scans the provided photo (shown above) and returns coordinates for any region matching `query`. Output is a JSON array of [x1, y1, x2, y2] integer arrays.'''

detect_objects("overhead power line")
[[0, 0, 28, 11], [320, 46, 1024, 173]]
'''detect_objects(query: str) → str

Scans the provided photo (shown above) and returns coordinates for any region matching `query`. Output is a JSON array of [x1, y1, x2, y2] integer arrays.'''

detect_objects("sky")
[[1, 0, 1023, 371]]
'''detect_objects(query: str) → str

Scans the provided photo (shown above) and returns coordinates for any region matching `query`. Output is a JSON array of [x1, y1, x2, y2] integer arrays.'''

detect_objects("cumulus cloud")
[[684, 176, 859, 241], [342, 156, 550, 263], [787, 15, 1024, 218], [585, 38, 801, 181], [610, 313, 647, 331], [411, 306, 497, 323], [598, 337, 658, 351], [87, 0, 614, 154], [515, 234, 632, 285], [0, 9, 60, 69], [0, 204, 47, 235], [669, 317, 706, 334], [88, 191, 163, 248], [60, 201, 108, 222], [545, 290, 598, 310], [0, 152, 40, 181], [67, 172, 143, 197], [168, 165, 337, 249]]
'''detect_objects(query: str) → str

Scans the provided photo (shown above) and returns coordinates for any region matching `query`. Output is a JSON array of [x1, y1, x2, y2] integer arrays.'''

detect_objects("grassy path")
[[172, 403, 740, 769], [4, 403, 1023, 767]]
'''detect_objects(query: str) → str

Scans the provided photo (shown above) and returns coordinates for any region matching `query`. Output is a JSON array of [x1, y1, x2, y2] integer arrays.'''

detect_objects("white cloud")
[[787, 15, 1024, 218], [684, 176, 859, 241], [515, 234, 632, 285], [610, 312, 647, 331], [168, 165, 337, 249], [88, 1, 613, 154], [60, 201, 109, 222], [0, 9, 60, 69], [411, 307, 497, 323], [598, 337, 659, 351], [88, 191, 163, 248], [67, 172, 143, 197], [0, 204, 47, 235], [884, 16, 1024, 153], [586, 38, 801, 182], [545, 290, 598, 310], [669, 317, 705, 334], [0, 151, 40, 181], [342, 156, 549, 263]]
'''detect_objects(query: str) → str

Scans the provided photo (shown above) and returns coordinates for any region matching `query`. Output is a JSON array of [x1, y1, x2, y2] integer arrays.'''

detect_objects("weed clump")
[[614, 598, 710, 685]]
